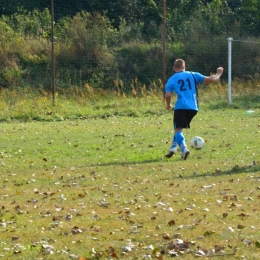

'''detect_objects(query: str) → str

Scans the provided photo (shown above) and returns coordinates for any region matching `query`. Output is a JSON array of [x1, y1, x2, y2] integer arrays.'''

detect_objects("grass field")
[[0, 84, 260, 259]]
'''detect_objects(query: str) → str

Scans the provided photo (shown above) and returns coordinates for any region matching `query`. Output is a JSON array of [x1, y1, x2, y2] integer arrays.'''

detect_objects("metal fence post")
[[227, 37, 233, 105]]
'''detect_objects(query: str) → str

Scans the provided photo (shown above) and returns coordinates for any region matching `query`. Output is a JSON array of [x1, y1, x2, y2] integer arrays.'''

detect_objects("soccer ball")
[[190, 136, 205, 149]]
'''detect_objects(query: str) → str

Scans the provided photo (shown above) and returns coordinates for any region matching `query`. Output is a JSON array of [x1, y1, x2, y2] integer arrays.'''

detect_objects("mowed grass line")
[[0, 108, 259, 259]]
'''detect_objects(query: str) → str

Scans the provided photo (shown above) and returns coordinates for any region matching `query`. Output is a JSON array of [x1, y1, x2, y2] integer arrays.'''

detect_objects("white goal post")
[[227, 37, 233, 105]]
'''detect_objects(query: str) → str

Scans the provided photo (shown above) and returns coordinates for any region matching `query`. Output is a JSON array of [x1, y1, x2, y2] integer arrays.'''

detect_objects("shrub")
[[115, 42, 163, 89], [2, 8, 52, 38], [55, 12, 116, 89], [0, 21, 24, 87]]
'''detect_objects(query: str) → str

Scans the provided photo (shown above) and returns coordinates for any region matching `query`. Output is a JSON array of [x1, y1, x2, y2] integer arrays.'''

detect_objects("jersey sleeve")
[[164, 78, 173, 93], [193, 72, 205, 84]]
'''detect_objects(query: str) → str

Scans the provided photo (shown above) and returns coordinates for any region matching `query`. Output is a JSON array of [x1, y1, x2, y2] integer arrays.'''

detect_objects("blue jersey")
[[165, 71, 205, 111]]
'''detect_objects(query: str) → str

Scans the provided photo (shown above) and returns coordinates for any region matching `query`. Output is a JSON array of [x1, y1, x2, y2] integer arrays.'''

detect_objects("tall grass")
[[0, 79, 259, 122]]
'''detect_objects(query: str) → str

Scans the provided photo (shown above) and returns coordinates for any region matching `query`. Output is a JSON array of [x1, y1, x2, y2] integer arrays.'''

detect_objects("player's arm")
[[204, 67, 224, 83], [165, 92, 172, 110]]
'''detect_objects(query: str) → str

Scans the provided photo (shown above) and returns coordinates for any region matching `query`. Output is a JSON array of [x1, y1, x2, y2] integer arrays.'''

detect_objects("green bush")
[[55, 12, 117, 88], [0, 7, 259, 92], [2, 8, 51, 38], [0, 11, 52, 88], [0, 21, 24, 87], [115, 42, 163, 89]]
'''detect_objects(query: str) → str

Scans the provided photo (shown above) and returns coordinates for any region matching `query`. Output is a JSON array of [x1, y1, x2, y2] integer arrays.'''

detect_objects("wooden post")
[[162, 0, 166, 100]]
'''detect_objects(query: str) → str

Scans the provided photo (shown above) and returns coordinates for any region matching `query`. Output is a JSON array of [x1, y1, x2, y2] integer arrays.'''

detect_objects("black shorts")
[[173, 109, 197, 129]]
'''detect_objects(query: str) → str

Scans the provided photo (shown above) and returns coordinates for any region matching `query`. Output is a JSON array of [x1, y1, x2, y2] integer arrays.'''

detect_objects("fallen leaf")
[[215, 244, 225, 252], [168, 219, 176, 226], [242, 239, 252, 245], [237, 224, 245, 229], [11, 236, 19, 241], [227, 227, 234, 232], [237, 213, 249, 218], [204, 230, 215, 236], [223, 213, 228, 218], [71, 226, 83, 234], [162, 233, 170, 240]]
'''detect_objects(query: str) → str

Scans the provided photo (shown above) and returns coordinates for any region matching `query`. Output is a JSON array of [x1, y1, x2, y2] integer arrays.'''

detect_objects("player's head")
[[173, 59, 185, 72]]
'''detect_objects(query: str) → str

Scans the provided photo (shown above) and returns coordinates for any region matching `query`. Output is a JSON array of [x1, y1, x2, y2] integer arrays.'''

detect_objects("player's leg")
[[174, 129, 190, 160], [165, 110, 185, 158], [178, 110, 197, 159], [165, 110, 197, 160], [165, 130, 179, 158]]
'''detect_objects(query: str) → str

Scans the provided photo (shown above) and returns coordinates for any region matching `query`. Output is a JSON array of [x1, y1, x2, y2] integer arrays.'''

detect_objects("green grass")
[[0, 83, 260, 259]]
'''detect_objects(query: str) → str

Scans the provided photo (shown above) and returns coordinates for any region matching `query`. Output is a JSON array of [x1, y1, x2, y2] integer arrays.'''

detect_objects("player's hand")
[[166, 104, 173, 110], [217, 67, 224, 75]]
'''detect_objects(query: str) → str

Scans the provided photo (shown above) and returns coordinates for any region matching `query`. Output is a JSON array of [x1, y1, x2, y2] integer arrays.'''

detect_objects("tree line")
[[0, 0, 259, 90], [1, 0, 260, 37]]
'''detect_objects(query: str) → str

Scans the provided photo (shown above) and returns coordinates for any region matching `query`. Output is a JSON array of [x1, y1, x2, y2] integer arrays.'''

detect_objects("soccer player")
[[165, 59, 223, 160]]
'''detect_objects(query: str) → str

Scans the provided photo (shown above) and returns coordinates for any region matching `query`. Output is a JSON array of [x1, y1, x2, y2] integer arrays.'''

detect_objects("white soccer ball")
[[190, 136, 205, 149]]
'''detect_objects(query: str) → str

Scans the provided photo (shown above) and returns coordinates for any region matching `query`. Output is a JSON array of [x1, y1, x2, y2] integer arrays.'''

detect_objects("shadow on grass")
[[87, 159, 259, 178], [88, 158, 164, 167], [181, 163, 260, 179]]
